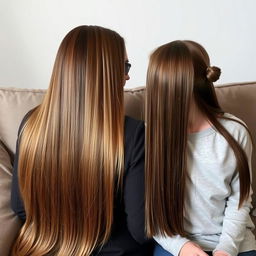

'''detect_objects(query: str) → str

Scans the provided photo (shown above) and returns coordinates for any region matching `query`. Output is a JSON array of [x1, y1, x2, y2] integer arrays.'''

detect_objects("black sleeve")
[[123, 121, 147, 244], [11, 122, 27, 222]]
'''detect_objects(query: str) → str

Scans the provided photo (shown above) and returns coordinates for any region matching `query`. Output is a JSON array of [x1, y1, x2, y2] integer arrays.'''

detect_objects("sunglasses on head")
[[125, 62, 131, 75]]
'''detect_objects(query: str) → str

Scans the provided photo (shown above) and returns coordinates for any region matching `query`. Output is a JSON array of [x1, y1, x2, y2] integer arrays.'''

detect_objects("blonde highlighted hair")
[[12, 25, 125, 255]]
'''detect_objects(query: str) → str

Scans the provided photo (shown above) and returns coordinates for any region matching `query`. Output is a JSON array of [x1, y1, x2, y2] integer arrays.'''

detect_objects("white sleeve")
[[213, 130, 253, 256], [154, 234, 190, 256]]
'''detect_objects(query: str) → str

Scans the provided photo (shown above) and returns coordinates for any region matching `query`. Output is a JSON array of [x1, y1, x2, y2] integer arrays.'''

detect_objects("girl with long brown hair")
[[145, 40, 256, 256], [11, 25, 152, 256]]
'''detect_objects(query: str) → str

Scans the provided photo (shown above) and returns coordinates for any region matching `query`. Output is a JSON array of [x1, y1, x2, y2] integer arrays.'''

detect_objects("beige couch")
[[0, 82, 256, 255]]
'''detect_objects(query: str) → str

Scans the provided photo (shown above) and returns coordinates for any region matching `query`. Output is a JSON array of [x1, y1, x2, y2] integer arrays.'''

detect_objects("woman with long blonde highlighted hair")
[[11, 25, 152, 256], [145, 41, 256, 256]]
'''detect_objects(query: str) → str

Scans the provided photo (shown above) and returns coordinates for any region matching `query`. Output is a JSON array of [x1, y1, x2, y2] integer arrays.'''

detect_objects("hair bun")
[[206, 66, 221, 82]]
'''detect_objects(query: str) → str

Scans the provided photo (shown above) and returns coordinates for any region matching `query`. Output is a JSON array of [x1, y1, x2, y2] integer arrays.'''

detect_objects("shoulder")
[[125, 115, 144, 129], [218, 113, 251, 146], [124, 116, 145, 138]]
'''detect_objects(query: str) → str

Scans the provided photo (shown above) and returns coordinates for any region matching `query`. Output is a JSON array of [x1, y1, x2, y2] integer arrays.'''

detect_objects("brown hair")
[[12, 25, 125, 255], [145, 40, 251, 237]]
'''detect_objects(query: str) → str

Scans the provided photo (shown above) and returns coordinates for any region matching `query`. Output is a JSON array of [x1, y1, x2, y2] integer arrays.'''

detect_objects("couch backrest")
[[0, 88, 45, 154], [0, 82, 256, 205]]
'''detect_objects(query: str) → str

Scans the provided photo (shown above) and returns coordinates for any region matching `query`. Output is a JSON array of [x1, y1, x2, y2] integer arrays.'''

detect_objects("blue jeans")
[[154, 244, 256, 256]]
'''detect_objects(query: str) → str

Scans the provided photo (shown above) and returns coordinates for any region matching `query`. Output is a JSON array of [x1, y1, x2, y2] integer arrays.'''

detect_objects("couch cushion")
[[0, 140, 22, 255], [0, 88, 45, 153], [0, 87, 146, 153], [124, 86, 145, 121], [0, 83, 255, 207]]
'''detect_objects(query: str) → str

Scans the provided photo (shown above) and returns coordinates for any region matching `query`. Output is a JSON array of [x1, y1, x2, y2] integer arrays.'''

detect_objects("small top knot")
[[206, 66, 221, 82]]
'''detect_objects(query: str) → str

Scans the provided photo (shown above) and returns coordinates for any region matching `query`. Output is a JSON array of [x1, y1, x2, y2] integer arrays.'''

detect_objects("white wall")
[[1, 0, 256, 89]]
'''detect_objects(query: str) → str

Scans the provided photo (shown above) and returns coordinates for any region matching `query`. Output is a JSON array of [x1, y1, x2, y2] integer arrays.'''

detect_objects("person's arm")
[[154, 235, 209, 256], [154, 234, 190, 255], [123, 121, 148, 244], [213, 130, 253, 256], [11, 124, 26, 221]]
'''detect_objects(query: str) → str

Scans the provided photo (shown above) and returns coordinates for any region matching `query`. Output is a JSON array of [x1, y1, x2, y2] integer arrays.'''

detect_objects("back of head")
[[12, 26, 125, 256], [146, 40, 221, 131], [183, 40, 221, 83]]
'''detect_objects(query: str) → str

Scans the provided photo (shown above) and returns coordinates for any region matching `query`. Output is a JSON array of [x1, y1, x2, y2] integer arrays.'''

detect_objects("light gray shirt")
[[154, 113, 256, 256]]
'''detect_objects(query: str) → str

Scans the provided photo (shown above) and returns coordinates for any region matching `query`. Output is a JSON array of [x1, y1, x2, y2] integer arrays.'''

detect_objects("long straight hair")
[[145, 40, 251, 238], [12, 25, 125, 256]]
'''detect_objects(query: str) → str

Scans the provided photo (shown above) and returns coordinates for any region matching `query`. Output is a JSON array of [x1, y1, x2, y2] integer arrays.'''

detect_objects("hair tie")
[[206, 66, 221, 82]]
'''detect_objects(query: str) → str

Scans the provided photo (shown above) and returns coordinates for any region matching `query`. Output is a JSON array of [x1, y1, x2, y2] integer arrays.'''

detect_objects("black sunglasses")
[[125, 62, 131, 75]]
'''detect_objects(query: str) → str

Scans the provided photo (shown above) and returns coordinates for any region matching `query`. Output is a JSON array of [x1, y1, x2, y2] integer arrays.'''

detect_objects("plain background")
[[0, 0, 256, 89]]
